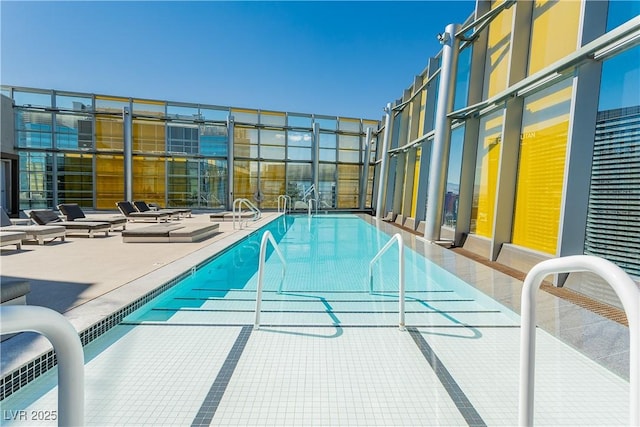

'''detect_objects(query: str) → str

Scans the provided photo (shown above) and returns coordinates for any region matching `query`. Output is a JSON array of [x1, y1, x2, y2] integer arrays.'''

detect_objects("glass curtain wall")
[[584, 43, 640, 276], [7, 87, 374, 212]]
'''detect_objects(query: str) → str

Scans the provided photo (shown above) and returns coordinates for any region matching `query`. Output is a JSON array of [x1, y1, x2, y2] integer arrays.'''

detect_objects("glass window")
[[167, 158, 199, 207], [470, 110, 503, 237], [584, 45, 640, 276], [234, 126, 258, 158], [528, 0, 580, 75], [483, 0, 514, 98], [132, 156, 166, 204], [607, 0, 640, 31], [287, 130, 312, 161], [16, 110, 53, 148], [96, 117, 124, 151], [339, 135, 361, 163], [260, 111, 286, 127], [337, 164, 360, 208], [232, 108, 258, 124], [133, 120, 165, 153], [132, 99, 165, 117], [200, 159, 227, 209], [57, 153, 93, 206], [512, 78, 573, 254], [319, 163, 337, 208], [95, 154, 124, 209], [200, 107, 228, 122], [288, 114, 312, 128], [168, 126, 199, 154], [200, 125, 228, 157], [315, 117, 337, 130], [338, 118, 360, 132], [167, 105, 200, 121], [286, 163, 312, 204], [234, 160, 258, 201], [260, 162, 285, 208], [443, 126, 465, 227], [14, 90, 51, 108], [19, 152, 53, 209], [454, 46, 472, 111], [95, 96, 128, 113], [56, 114, 93, 150], [56, 94, 92, 112]]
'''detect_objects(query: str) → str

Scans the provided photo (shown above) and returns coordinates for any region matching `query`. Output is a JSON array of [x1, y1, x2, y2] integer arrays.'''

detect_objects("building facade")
[[0, 90, 379, 215], [372, 0, 639, 304]]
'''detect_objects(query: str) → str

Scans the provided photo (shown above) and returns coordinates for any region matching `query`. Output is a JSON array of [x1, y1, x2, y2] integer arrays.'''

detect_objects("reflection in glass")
[[584, 45, 640, 276], [443, 126, 464, 227]]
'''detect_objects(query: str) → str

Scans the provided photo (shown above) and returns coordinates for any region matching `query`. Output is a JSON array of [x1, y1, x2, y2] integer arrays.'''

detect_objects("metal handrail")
[[277, 195, 291, 213], [307, 198, 317, 216], [368, 233, 405, 330], [303, 184, 316, 201], [232, 198, 261, 229], [0, 306, 84, 426], [255, 230, 287, 329], [519, 255, 639, 426]]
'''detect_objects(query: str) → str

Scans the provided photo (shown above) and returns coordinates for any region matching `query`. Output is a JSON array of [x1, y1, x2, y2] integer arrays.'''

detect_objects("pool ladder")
[[254, 230, 287, 329], [232, 198, 261, 229], [369, 233, 405, 331], [519, 255, 639, 426]]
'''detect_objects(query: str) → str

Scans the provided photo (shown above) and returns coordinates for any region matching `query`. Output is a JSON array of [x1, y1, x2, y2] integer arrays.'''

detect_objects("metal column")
[[360, 126, 372, 210], [312, 122, 320, 199], [374, 103, 393, 219], [123, 106, 133, 202], [424, 23, 461, 241], [227, 115, 235, 209]]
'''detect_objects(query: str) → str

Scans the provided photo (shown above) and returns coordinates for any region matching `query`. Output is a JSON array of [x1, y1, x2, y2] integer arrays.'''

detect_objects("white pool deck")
[[0, 212, 633, 426]]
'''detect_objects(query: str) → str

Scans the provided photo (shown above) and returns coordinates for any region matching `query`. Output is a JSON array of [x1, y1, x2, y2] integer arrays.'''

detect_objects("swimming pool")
[[123, 214, 520, 328], [0, 214, 630, 425]]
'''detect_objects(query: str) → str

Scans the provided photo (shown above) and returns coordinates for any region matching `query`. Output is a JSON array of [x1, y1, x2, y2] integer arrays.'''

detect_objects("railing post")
[[519, 255, 639, 426], [368, 233, 405, 330], [255, 231, 287, 329], [0, 306, 84, 426]]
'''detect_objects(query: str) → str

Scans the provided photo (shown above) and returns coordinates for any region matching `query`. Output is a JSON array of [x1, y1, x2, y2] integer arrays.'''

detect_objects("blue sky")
[[0, 1, 475, 120]]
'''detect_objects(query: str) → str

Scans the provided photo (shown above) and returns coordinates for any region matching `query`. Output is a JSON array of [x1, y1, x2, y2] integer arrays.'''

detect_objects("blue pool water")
[[124, 214, 520, 327]]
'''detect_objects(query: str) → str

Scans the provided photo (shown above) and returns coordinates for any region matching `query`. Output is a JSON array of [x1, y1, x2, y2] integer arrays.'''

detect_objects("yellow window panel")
[[512, 79, 572, 254], [528, 0, 581, 75]]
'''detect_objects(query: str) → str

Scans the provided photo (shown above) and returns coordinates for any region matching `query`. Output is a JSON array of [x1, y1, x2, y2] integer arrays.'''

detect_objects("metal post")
[[123, 106, 133, 202], [360, 127, 372, 210], [424, 23, 461, 241], [227, 115, 235, 210], [312, 122, 320, 200], [375, 103, 393, 219], [0, 306, 84, 426]]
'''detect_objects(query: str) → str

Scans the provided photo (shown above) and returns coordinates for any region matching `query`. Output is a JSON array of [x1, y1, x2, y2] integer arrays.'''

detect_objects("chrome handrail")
[[307, 198, 317, 216], [232, 198, 261, 229], [303, 184, 316, 201], [368, 233, 405, 330], [0, 306, 84, 426], [519, 255, 639, 426], [255, 230, 287, 329], [277, 195, 291, 213]]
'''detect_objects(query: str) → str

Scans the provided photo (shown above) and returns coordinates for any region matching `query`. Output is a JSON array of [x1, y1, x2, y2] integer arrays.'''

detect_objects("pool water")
[[123, 214, 520, 328]]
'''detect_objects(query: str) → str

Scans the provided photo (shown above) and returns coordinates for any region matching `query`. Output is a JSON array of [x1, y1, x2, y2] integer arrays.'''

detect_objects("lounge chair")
[[0, 231, 26, 250], [147, 202, 192, 218], [29, 209, 110, 238], [116, 201, 171, 223], [0, 209, 66, 245], [57, 203, 127, 231], [133, 201, 190, 219]]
